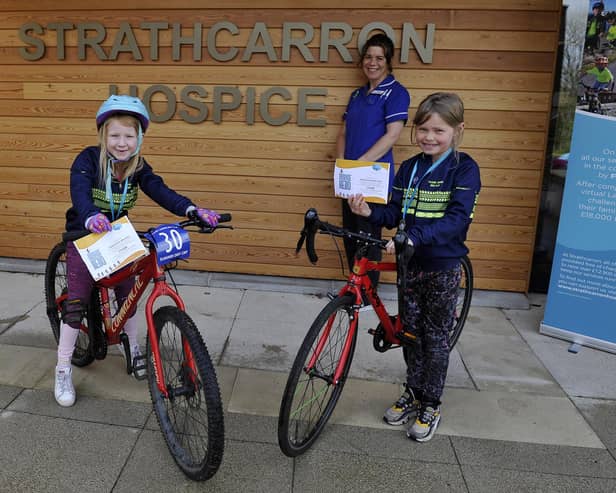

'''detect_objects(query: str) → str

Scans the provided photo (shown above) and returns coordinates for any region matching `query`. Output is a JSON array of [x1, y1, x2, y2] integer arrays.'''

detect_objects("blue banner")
[[542, 110, 616, 351]]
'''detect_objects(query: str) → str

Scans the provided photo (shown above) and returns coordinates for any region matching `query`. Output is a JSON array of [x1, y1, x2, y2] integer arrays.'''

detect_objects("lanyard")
[[105, 160, 129, 222], [401, 148, 452, 225]]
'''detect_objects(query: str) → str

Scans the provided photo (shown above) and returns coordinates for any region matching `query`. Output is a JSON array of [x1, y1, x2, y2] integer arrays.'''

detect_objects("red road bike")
[[278, 208, 472, 456]]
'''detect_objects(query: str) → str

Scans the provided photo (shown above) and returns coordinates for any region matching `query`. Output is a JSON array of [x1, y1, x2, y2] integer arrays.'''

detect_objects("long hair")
[[98, 114, 144, 186], [411, 92, 465, 155]]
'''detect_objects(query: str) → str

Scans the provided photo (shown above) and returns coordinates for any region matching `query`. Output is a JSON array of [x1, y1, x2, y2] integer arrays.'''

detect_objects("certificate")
[[334, 159, 390, 204], [74, 216, 148, 281]]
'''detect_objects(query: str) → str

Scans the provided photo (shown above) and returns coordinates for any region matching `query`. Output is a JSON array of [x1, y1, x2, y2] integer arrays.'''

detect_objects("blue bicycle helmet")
[[96, 95, 150, 132]]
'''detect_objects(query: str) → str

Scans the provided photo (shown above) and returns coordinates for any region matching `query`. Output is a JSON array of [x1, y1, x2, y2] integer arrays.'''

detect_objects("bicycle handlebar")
[[296, 208, 388, 264], [62, 213, 233, 243]]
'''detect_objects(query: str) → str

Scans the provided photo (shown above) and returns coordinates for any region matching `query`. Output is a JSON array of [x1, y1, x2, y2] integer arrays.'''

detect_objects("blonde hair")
[[411, 92, 465, 153], [98, 114, 144, 185]]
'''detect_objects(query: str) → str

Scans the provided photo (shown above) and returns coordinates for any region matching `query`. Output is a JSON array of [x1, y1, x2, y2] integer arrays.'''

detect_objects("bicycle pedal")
[[396, 330, 417, 346], [132, 354, 148, 381]]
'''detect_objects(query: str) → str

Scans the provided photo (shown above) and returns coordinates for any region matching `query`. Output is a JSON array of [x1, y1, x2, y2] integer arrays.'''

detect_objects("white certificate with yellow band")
[[74, 216, 147, 281], [334, 159, 390, 204]]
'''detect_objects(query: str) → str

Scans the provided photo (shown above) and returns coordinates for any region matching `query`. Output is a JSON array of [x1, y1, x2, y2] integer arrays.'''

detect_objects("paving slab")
[[115, 430, 293, 493], [441, 387, 604, 448], [227, 367, 287, 417], [457, 306, 565, 396], [0, 411, 139, 493], [452, 436, 616, 478], [461, 464, 616, 493], [0, 300, 57, 349], [8, 388, 152, 428], [221, 317, 306, 372], [0, 384, 21, 408], [293, 448, 467, 493], [521, 337, 616, 399], [0, 344, 56, 388], [0, 272, 42, 327], [308, 421, 458, 463], [572, 396, 616, 454], [235, 289, 327, 324]]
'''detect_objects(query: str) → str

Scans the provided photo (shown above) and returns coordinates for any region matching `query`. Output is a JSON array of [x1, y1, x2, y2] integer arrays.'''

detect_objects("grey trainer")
[[407, 404, 441, 442], [383, 388, 421, 425]]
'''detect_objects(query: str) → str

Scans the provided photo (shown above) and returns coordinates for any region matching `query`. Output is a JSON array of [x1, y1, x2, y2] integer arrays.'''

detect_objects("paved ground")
[[2, 264, 616, 492]]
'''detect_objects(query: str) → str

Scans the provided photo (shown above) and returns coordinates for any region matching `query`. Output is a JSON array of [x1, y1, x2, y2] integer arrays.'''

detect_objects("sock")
[[123, 315, 140, 352], [57, 322, 79, 368]]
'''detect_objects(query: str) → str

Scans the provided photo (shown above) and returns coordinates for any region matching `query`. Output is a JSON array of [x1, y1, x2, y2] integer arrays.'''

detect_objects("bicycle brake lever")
[[296, 229, 307, 254]]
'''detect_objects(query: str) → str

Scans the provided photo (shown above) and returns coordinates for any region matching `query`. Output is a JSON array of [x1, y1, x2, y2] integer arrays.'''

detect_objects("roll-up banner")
[[541, 109, 616, 352]]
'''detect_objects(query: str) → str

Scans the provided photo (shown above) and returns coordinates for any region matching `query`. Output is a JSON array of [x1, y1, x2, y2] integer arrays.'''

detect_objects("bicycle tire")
[[449, 255, 473, 348], [278, 294, 357, 457], [44, 242, 95, 367], [147, 306, 224, 481]]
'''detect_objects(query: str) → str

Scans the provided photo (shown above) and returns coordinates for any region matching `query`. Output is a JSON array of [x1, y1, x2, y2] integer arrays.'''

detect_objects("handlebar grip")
[[306, 228, 318, 264], [304, 208, 319, 264], [218, 213, 232, 223]]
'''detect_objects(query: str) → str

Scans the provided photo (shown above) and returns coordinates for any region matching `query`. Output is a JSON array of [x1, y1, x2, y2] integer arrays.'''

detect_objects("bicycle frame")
[[307, 254, 405, 385], [95, 247, 188, 398]]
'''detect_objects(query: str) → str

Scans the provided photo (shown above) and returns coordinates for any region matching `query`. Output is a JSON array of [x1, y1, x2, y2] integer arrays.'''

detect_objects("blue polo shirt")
[[343, 74, 410, 191]]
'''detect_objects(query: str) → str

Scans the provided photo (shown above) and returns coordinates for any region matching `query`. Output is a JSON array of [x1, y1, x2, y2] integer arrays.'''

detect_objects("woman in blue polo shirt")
[[336, 33, 410, 292]]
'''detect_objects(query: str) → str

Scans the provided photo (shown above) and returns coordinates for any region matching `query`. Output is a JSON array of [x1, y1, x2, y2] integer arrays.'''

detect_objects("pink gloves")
[[196, 208, 220, 227], [85, 213, 112, 234]]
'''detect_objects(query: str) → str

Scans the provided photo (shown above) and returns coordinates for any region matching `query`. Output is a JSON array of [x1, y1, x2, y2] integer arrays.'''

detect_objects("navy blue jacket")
[[368, 151, 481, 271], [65, 146, 194, 232]]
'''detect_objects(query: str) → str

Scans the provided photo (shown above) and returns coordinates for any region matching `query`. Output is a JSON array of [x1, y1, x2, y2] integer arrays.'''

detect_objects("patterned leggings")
[[402, 262, 461, 404]]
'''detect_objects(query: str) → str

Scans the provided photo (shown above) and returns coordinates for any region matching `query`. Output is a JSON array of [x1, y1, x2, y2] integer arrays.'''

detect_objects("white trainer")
[[54, 366, 76, 407]]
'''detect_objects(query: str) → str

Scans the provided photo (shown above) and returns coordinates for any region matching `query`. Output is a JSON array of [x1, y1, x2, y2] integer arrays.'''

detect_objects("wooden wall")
[[0, 0, 562, 292]]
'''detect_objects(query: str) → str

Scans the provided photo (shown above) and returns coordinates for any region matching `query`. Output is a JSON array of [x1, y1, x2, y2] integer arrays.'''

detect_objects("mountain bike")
[[277, 208, 473, 457], [44, 211, 232, 481], [578, 81, 606, 114]]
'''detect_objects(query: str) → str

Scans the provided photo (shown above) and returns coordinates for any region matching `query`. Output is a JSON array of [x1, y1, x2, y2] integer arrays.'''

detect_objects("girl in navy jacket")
[[54, 95, 220, 408], [349, 92, 481, 442]]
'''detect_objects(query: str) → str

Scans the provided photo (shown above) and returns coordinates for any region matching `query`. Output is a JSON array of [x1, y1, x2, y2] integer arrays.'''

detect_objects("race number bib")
[[147, 224, 190, 266]]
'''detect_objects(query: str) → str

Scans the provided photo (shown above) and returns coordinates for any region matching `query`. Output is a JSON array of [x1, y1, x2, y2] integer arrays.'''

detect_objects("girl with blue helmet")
[[54, 95, 221, 407]]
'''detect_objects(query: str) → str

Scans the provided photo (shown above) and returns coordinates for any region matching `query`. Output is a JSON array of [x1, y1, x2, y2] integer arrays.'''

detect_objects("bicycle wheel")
[[44, 242, 95, 367], [449, 255, 473, 348], [147, 306, 224, 481], [278, 294, 357, 457]]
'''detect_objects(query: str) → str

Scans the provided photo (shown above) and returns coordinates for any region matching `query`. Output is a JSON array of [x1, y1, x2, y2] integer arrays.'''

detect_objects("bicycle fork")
[[305, 302, 359, 386], [145, 278, 195, 399]]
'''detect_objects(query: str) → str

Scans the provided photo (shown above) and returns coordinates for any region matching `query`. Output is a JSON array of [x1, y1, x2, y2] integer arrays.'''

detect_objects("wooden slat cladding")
[[0, 1, 562, 292]]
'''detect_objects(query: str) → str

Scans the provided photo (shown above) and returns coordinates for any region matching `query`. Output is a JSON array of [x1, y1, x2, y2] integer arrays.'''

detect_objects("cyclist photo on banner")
[[54, 94, 221, 408], [336, 33, 411, 295], [348, 92, 481, 442], [586, 2, 607, 54], [585, 54, 614, 90]]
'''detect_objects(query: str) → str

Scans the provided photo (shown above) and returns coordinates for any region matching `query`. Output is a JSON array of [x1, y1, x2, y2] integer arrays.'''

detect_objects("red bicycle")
[[44, 211, 231, 480], [277, 208, 472, 456]]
